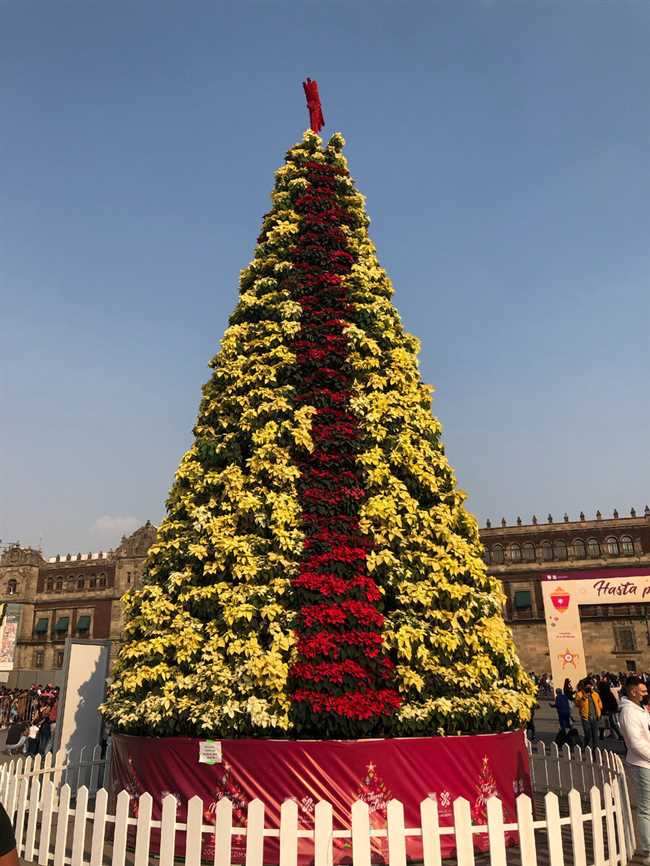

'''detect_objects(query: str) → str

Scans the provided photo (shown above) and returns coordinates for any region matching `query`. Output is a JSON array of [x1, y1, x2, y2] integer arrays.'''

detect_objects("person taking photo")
[[574, 678, 603, 751]]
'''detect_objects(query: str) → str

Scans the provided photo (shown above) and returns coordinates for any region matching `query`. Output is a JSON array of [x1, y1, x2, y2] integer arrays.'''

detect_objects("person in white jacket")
[[619, 677, 650, 864]]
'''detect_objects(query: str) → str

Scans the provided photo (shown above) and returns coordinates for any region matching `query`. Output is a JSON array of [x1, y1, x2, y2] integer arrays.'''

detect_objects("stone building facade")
[[3, 509, 649, 684], [0, 522, 156, 684], [481, 507, 650, 677]]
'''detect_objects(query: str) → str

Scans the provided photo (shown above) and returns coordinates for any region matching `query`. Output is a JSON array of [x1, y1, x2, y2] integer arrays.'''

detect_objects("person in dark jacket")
[[563, 678, 575, 699], [598, 679, 623, 740], [551, 688, 573, 730]]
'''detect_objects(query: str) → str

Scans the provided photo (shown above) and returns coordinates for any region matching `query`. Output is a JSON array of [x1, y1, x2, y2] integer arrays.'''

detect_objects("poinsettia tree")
[[104, 130, 535, 739]]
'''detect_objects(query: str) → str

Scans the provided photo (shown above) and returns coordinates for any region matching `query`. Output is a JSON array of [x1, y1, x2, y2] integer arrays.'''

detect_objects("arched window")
[[606, 537, 619, 556], [491, 545, 504, 564], [7, 580, 17, 596], [553, 541, 568, 560], [572, 539, 586, 559], [587, 538, 600, 558], [46, 580, 53, 591], [482, 548, 491, 565], [55, 580, 63, 591], [509, 544, 522, 562], [522, 543, 536, 562], [541, 541, 553, 561], [77, 578, 84, 590], [621, 536, 634, 555], [99, 574, 106, 588]]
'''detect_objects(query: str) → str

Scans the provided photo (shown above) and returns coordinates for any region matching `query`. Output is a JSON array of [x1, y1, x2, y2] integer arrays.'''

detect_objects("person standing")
[[550, 688, 572, 731], [598, 679, 623, 740], [26, 718, 40, 757], [574, 679, 603, 751], [38, 711, 52, 757], [619, 677, 650, 865]]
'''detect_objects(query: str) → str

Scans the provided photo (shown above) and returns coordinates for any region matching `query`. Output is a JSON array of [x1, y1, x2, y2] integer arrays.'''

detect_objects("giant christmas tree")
[[104, 120, 535, 740]]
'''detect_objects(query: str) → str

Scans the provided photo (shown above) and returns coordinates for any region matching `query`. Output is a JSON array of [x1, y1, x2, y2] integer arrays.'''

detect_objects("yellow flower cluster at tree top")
[[103, 130, 535, 738]]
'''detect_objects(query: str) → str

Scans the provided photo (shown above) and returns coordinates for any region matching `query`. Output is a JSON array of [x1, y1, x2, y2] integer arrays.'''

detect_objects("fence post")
[[14, 777, 29, 859], [7, 757, 23, 820], [420, 797, 442, 866], [539, 741, 550, 792], [158, 793, 177, 866], [612, 776, 629, 865], [386, 799, 407, 866], [615, 755, 636, 855], [53, 784, 71, 866], [133, 792, 153, 866], [574, 747, 586, 795], [526, 737, 537, 791], [89, 787, 108, 866], [544, 791, 565, 866], [313, 800, 332, 866], [102, 740, 112, 790], [52, 748, 66, 794], [215, 796, 233, 866], [452, 797, 474, 866], [38, 779, 55, 866], [89, 745, 102, 794], [112, 789, 130, 866], [562, 743, 573, 792], [568, 789, 587, 866], [584, 747, 597, 792], [486, 796, 506, 866], [185, 795, 204, 866], [516, 794, 537, 866], [589, 786, 605, 866], [351, 800, 371, 866], [550, 742, 561, 792], [279, 799, 299, 866], [24, 774, 41, 863], [71, 786, 89, 866], [603, 782, 618, 866]]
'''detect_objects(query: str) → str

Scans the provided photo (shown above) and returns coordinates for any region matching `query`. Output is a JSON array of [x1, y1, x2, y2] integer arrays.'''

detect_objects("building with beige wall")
[[481, 507, 650, 678], [0, 522, 156, 685], [2, 508, 649, 685]]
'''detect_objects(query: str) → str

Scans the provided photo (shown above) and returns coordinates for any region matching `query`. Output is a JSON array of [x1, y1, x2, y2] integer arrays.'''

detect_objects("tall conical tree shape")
[[104, 131, 535, 739]]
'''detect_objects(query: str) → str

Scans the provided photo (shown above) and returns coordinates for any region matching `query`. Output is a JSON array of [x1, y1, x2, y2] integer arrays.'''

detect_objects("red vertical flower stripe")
[[287, 161, 401, 737]]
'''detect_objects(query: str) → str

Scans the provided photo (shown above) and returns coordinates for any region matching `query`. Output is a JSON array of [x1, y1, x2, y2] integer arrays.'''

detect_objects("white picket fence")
[[0, 741, 637, 866]]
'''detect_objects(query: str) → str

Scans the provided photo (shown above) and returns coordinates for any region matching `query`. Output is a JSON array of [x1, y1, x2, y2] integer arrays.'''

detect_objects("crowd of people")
[[531, 671, 650, 865], [528, 670, 642, 750], [0, 684, 59, 757]]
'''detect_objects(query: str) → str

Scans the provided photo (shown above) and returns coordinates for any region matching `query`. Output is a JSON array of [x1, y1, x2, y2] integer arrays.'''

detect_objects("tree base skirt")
[[112, 730, 531, 863]]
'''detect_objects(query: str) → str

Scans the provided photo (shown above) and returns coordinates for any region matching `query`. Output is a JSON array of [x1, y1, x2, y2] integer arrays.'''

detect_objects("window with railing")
[[491, 545, 504, 564], [509, 544, 522, 562], [614, 625, 637, 653], [606, 537, 619, 556], [522, 543, 536, 562], [572, 539, 586, 559], [587, 538, 600, 558], [553, 541, 568, 560], [621, 536, 635, 555], [513, 589, 533, 618]]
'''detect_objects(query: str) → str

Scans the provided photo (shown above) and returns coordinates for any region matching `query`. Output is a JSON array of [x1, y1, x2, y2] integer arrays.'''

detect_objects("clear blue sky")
[[1, 1, 649, 555]]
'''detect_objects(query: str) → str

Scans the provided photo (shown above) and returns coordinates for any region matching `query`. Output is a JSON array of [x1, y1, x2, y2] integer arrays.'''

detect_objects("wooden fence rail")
[[0, 743, 637, 866]]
